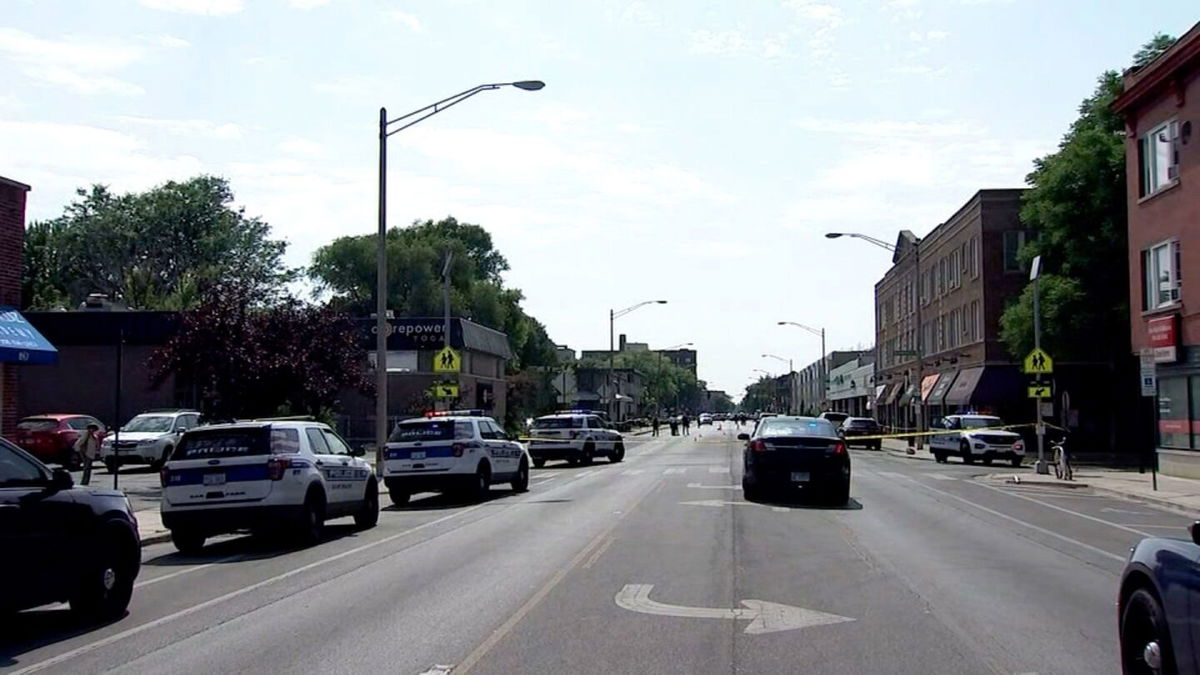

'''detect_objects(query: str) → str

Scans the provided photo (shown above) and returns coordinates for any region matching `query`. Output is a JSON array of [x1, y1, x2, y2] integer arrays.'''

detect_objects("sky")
[[1, 0, 1197, 400]]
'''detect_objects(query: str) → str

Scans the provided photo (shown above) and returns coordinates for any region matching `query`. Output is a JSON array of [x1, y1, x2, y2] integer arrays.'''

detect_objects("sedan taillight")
[[159, 467, 169, 488], [750, 439, 767, 452], [452, 443, 466, 457], [832, 442, 847, 455], [267, 457, 288, 481]]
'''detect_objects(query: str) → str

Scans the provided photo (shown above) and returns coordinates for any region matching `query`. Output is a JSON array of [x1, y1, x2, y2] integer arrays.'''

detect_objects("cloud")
[[688, 29, 750, 55], [793, 117, 979, 139], [277, 137, 323, 155], [146, 34, 191, 48], [312, 75, 388, 98], [621, 1, 660, 27], [139, 0, 244, 15], [617, 122, 647, 134], [909, 29, 948, 42], [115, 116, 244, 139], [521, 105, 590, 131], [387, 11, 422, 31], [288, 0, 330, 8], [0, 27, 150, 95]]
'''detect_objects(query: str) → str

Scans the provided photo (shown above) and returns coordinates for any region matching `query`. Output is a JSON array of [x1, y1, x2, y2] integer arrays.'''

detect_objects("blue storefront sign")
[[0, 306, 58, 365]]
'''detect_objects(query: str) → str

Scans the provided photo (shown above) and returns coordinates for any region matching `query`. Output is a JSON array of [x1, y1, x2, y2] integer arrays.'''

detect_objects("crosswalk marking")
[[877, 471, 907, 480], [663, 467, 688, 474], [925, 473, 956, 481], [622, 469, 645, 476], [573, 470, 596, 479], [708, 466, 730, 474]]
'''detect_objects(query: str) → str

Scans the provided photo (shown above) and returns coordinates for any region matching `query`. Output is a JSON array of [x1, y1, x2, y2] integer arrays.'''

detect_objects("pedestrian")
[[75, 422, 102, 485], [652, 416, 660, 436], [669, 417, 679, 436], [682, 414, 691, 435]]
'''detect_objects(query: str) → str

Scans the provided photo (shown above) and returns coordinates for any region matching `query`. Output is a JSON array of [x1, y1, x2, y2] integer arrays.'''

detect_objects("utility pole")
[[442, 251, 453, 412], [1031, 255, 1049, 475]]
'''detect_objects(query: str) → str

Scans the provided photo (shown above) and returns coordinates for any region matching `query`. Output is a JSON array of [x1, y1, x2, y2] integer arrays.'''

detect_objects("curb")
[[882, 447, 936, 462], [140, 531, 172, 547], [981, 474, 1091, 489], [1086, 485, 1200, 516]]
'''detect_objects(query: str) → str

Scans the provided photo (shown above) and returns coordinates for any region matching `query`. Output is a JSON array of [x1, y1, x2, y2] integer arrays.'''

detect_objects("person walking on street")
[[669, 416, 679, 436], [682, 414, 691, 435], [652, 416, 660, 437], [75, 422, 102, 485]]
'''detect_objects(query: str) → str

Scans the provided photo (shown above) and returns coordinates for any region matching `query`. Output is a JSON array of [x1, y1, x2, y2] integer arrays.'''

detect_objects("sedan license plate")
[[791, 472, 810, 483], [410, 451, 426, 460], [203, 473, 226, 486]]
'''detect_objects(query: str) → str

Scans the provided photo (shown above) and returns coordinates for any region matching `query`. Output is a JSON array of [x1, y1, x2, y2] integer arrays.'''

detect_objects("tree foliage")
[[151, 283, 369, 421], [579, 350, 703, 412], [308, 216, 557, 370], [1000, 35, 1174, 362], [23, 176, 294, 310]]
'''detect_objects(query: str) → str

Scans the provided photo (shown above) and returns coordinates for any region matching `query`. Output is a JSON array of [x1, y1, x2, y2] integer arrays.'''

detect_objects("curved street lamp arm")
[[385, 84, 500, 136], [614, 300, 666, 319], [778, 321, 823, 338], [843, 232, 896, 252]]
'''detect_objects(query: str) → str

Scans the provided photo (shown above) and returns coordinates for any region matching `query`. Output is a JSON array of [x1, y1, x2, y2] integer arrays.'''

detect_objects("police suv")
[[929, 414, 1025, 466], [380, 410, 530, 506], [160, 420, 378, 553], [527, 411, 624, 467]]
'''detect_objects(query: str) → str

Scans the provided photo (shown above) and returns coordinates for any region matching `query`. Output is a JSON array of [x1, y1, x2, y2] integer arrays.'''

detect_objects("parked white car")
[[527, 412, 624, 467], [929, 414, 1024, 466], [100, 409, 203, 471]]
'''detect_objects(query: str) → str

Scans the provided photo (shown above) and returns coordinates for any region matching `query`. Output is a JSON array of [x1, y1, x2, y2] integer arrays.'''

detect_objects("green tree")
[[999, 34, 1174, 362], [23, 176, 293, 310]]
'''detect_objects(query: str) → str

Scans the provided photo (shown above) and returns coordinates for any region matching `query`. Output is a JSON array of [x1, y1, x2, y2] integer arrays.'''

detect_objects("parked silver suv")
[[100, 409, 203, 471]]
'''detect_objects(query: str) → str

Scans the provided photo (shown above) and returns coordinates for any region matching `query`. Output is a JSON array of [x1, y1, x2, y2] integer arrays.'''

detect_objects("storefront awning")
[[943, 366, 984, 406], [872, 384, 887, 406], [927, 370, 958, 407], [919, 373, 940, 402], [897, 383, 919, 407], [881, 383, 902, 406], [0, 307, 58, 365]]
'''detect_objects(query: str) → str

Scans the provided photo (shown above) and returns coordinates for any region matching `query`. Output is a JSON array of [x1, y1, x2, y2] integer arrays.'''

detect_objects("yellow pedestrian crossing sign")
[[1028, 384, 1052, 399], [429, 382, 459, 399], [1023, 348, 1053, 375], [434, 346, 461, 373]]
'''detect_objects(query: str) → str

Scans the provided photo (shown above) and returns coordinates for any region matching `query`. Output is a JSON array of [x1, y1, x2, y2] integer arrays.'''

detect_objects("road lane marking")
[[452, 479, 664, 674], [924, 473, 957, 481], [889, 476, 1125, 563], [573, 470, 596, 479], [708, 467, 730, 474], [622, 469, 645, 476], [877, 471, 907, 480], [772, 507, 789, 513], [416, 665, 453, 675], [679, 499, 777, 509], [686, 483, 739, 489], [614, 584, 854, 634], [1101, 507, 1149, 516], [582, 536, 616, 570], [663, 467, 688, 474], [11, 502, 496, 675], [134, 554, 246, 590], [970, 480, 1158, 537]]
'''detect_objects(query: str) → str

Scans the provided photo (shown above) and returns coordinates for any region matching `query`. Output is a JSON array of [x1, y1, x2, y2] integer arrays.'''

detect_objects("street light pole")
[[762, 353, 793, 413], [375, 80, 544, 456], [608, 300, 668, 421], [777, 322, 827, 414]]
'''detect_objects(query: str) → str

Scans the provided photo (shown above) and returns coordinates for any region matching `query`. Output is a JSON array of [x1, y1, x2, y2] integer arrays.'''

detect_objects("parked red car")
[[13, 414, 107, 469]]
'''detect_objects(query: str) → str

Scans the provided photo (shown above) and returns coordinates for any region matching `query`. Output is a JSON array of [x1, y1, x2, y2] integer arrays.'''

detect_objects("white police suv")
[[527, 411, 624, 467], [381, 410, 530, 506], [160, 420, 378, 553]]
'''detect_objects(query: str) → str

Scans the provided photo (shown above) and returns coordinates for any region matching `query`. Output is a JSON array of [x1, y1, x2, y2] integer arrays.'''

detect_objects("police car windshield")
[[124, 415, 174, 433], [961, 417, 1001, 429], [390, 420, 456, 442], [174, 428, 269, 459], [533, 417, 584, 429]]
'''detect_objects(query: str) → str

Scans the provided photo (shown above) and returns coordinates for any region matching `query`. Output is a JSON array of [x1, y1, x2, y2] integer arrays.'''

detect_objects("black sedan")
[[739, 416, 850, 505], [1118, 522, 1200, 675], [839, 417, 883, 450], [0, 436, 141, 619]]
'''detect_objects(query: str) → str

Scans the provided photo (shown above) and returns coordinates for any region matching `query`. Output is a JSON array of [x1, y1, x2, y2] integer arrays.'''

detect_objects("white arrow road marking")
[[622, 469, 645, 475], [615, 584, 854, 634], [680, 499, 780, 508], [1101, 507, 1148, 516], [709, 466, 731, 474], [687, 483, 740, 489]]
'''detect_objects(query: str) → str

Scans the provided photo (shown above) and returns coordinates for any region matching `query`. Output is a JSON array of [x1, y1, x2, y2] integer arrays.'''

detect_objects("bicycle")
[[1052, 439, 1073, 481]]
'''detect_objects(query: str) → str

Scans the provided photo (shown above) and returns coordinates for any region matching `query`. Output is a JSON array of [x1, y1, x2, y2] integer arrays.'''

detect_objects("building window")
[[1139, 119, 1179, 197], [969, 236, 978, 279], [946, 310, 958, 348], [1002, 231, 1025, 272], [1142, 240, 1181, 310], [1158, 376, 1190, 449]]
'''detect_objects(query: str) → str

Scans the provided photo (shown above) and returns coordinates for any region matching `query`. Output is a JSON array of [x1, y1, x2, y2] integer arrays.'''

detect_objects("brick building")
[[1, 177, 33, 439], [1113, 23, 1200, 477]]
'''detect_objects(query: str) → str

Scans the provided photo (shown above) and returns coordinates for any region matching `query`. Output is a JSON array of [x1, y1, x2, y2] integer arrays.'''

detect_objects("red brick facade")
[[0, 176, 31, 439]]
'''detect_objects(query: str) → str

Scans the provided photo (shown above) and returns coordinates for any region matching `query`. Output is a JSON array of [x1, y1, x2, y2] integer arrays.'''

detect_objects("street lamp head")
[[824, 232, 844, 239], [511, 80, 546, 91], [655, 300, 668, 304]]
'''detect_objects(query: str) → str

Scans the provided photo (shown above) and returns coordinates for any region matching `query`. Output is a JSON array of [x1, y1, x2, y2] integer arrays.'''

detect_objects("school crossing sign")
[[1023, 348, 1053, 375], [433, 346, 461, 373]]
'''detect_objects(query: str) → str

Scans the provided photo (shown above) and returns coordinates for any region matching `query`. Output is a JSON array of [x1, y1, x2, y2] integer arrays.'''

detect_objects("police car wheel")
[[355, 482, 379, 528], [511, 461, 529, 493], [982, 457, 993, 466], [579, 443, 595, 466], [609, 442, 625, 463], [388, 488, 410, 506], [171, 528, 206, 555], [532, 458, 546, 469], [472, 464, 491, 500], [296, 491, 326, 545], [70, 528, 136, 621]]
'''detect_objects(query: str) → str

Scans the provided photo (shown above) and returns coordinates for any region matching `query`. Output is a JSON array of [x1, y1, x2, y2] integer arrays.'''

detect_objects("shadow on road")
[[749, 495, 865, 511], [0, 608, 130, 668], [383, 489, 515, 512], [143, 522, 365, 567]]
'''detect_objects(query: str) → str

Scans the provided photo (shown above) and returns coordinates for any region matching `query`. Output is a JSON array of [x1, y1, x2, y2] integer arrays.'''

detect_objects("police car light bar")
[[425, 409, 486, 418]]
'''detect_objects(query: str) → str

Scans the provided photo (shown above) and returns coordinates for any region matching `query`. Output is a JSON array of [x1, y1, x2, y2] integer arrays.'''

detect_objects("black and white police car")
[[160, 419, 378, 553], [380, 410, 530, 506], [527, 410, 625, 467]]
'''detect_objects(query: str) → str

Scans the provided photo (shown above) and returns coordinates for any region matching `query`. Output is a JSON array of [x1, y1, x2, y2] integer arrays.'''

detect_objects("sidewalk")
[[135, 508, 171, 547], [982, 467, 1200, 514], [881, 438, 936, 461]]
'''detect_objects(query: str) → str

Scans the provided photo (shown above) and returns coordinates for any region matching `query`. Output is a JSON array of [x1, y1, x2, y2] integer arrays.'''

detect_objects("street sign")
[[429, 382, 459, 399], [1028, 384, 1052, 399], [433, 346, 461, 373], [1140, 348, 1157, 397], [1023, 348, 1053, 375]]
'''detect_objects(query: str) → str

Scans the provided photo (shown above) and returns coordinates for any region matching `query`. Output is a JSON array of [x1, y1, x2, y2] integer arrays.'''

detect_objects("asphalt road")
[[4, 424, 1195, 674]]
